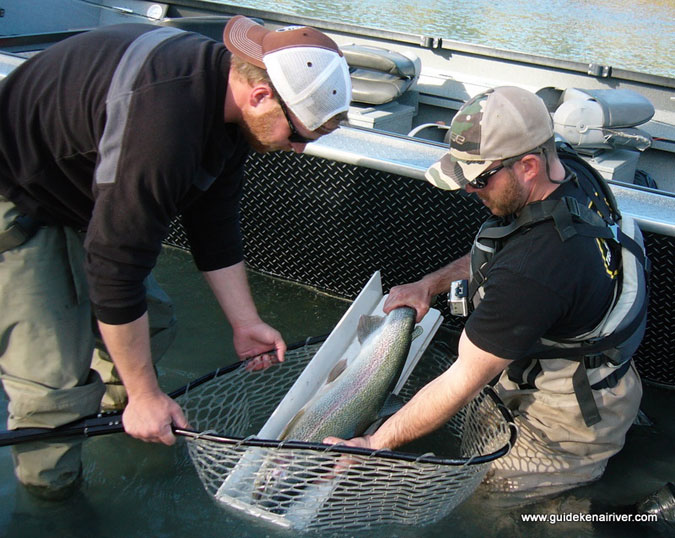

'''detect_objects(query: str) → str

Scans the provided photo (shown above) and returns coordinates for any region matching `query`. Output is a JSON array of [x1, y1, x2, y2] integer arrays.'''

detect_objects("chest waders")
[[465, 146, 650, 427]]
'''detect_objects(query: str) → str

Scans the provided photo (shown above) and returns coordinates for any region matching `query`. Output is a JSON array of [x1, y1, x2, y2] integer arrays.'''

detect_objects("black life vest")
[[468, 143, 650, 426]]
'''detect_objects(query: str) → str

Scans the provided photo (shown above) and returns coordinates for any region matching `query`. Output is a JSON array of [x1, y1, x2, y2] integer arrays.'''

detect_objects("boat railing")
[[308, 126, 675, 237]]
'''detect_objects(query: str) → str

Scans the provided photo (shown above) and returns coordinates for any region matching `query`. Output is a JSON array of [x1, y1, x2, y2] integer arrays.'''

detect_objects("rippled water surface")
[[220, 0, 674, 77]]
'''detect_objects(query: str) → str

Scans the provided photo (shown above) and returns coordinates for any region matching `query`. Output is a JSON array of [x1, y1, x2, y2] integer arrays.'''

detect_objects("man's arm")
[[324, 330, 510, 450], [203, 261, 287, 366], [98, 313, 190, 445], [383, 254, 471, 322]]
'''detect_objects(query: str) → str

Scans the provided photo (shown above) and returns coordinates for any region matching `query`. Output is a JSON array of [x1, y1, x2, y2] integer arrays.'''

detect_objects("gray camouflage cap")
[[425, 86, 554, 190]]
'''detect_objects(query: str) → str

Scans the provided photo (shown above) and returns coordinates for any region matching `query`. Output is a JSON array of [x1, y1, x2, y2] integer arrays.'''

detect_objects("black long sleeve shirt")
[[0, 24, 250, 324]]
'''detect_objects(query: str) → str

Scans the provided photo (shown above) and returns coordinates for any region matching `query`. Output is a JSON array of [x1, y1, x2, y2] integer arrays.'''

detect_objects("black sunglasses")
[[469, 147, 548, 189], [468, 163, 506, 189], [278, 99, 314, 144]]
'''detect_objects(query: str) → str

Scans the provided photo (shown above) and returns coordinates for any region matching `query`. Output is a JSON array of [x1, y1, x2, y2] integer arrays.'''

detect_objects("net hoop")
[[176, 330, 517, 531], [176, 384, 515, 466]]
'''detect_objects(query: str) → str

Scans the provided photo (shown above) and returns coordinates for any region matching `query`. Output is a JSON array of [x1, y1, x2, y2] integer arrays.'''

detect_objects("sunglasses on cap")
[[278, 99, 315, 144]]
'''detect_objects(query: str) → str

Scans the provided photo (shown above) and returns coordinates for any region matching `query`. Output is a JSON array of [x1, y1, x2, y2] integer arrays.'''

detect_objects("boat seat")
[[553, 88, 655, 151], [341, 44, 420, 105]]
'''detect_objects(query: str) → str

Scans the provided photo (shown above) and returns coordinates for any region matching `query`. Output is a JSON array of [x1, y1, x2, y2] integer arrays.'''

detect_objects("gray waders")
[[0, 196, 176, 497]]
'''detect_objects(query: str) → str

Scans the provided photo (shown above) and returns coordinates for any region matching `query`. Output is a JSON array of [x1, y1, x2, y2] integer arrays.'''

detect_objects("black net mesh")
[[165, 151, 674, 387]]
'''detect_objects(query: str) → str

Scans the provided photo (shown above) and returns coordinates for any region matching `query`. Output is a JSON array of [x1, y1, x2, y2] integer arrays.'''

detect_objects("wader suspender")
[[468, 166, 648, 427]]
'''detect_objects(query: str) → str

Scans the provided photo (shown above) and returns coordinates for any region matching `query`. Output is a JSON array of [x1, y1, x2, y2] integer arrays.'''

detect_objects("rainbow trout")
[[280, 306, 419, 442]]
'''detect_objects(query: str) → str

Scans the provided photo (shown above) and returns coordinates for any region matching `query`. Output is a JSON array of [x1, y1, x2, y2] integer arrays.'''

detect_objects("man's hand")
[[233, 320, 287, 370], [322, 435, 377, 450], [98, 314, 190, 445], [122, 390, 191, 445], [202, 263, 287, 370], [383, 256, 472, 323], [321, 435, 381, 475], [383, 280, 433, 323]]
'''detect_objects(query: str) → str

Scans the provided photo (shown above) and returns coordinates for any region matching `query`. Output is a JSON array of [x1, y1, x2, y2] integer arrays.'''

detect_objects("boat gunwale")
[[306, 125, 675, 237]]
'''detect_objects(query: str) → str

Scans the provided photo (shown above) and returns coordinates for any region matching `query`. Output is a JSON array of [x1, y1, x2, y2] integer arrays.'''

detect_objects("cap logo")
[[448, 97, 486, 155], [450, 132, 466, 145]]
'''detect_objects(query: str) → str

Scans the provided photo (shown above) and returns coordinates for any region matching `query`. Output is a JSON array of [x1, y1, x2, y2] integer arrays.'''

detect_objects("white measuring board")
[[257, 270, 442, 439]]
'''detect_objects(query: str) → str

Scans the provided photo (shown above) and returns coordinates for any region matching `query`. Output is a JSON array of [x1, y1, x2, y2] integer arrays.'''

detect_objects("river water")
[[1, 247, 674, 537], [221, 0, 675, 78]]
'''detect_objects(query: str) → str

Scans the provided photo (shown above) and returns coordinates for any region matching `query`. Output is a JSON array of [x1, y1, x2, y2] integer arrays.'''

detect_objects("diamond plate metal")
[[166, 151, 674, 387], [635, 232, 675, 386]]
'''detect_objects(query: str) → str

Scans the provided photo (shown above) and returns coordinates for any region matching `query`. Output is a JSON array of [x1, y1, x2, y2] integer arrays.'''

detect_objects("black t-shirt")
[[0, 24, 250, 324], [464, 168, 619, 361]]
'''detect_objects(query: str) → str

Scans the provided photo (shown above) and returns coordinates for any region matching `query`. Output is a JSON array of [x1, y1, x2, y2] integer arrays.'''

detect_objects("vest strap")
[[572, 361, 602, 427], [551, 198, 578, 241]]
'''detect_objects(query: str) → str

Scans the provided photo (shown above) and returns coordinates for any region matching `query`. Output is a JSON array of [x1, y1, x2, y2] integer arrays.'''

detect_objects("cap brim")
[[223, 15, 269, 69], [424, 153, 493, 190]]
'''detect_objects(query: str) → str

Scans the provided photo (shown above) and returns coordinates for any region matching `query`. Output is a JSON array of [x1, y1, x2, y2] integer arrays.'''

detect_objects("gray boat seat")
[[553, 88, 654, 151], [341, 44, 420, 105]]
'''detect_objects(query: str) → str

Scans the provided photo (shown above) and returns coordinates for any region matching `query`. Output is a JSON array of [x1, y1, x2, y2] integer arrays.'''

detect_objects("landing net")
[[175, 330, 516, 533]]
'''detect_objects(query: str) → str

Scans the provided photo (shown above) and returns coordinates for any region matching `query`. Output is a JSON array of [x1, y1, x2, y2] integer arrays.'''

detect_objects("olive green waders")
[[0, 196, 176, 496]]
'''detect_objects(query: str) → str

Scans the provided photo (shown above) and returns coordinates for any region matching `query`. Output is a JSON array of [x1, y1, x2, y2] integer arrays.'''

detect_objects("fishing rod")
[[0, 335, 328, 448]]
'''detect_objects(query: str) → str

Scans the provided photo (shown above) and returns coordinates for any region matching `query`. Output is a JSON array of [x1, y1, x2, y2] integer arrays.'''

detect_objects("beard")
[[239, 106, 287, 153], [477, 168, 528, 217]]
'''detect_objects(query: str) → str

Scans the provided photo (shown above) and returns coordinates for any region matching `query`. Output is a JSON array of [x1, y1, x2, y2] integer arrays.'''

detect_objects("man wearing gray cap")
[[326, 86, 647, 497], [0, 16, 351, 498]]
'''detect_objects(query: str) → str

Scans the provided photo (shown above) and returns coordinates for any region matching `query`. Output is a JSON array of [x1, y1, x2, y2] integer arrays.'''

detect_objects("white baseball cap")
[[223, 15, 352, 131]]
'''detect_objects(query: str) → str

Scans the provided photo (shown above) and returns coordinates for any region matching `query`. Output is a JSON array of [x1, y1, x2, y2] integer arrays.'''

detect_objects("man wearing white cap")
[[0, 16, 351, 498], [326, 86, 647, 497]]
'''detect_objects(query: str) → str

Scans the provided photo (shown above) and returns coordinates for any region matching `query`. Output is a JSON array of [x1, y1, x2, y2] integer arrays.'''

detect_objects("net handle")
[[0, 335, 329, 448]]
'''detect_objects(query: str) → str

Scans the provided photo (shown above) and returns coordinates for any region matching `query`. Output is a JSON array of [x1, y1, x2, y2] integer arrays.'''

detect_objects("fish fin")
[[363, 394, 406, 435], [411, 325, 424, 341], [377, 393, 406, 420], [280, 409, 305, 440], [357, 315, 385, 344], [326, 358, 348, 383]]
